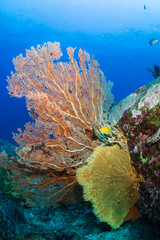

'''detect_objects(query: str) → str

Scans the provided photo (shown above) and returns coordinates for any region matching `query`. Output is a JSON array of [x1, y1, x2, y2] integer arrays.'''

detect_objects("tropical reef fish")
[[149, 38, 158, 46], [99, 126, 111, 136]]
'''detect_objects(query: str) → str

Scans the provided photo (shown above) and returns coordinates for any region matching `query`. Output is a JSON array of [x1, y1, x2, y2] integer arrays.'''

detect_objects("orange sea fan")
[[76, 144, 140, 229], [2, 42, 114, 206], [7, 42, 114, 173], [0, 150, 80, 207]]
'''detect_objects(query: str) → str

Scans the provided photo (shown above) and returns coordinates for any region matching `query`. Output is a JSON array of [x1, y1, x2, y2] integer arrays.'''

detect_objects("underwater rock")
[[109, 77, 160, 223]]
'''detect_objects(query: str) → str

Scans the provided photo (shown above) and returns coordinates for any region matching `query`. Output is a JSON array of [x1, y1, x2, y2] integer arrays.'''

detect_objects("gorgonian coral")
[[7, 41, 114, 172], [1, 42, 115, 206], [76, 144, 141, 229]]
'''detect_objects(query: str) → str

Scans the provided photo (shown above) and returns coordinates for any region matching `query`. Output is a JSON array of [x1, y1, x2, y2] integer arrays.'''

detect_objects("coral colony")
[[0, 42, 159, 229]]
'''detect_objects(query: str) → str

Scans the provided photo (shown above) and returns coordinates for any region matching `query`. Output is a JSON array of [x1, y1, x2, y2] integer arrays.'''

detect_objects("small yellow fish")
[[99, 126, 111, 136]]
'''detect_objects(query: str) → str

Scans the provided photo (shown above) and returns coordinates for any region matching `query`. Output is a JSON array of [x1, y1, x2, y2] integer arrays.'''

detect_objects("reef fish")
[[99, 126, 111, 136], [149, 38, 158, 46]]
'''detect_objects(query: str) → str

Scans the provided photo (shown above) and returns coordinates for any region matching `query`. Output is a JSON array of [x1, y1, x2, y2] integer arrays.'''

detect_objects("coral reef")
[[116, 78, 160, 223], [0, 41, 159, 233], [1, 138, 160, 240]]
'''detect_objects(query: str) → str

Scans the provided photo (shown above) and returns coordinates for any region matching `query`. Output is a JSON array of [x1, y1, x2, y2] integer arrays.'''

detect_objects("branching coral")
[[76, 144, 141, 229]]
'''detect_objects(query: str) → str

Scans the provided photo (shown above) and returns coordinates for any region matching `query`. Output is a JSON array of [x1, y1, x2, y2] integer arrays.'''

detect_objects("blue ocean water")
[[0, 0, 160, 144]]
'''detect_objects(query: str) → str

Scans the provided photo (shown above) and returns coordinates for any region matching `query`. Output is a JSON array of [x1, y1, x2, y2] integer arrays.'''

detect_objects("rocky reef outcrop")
[[108, 77, 160, 223]]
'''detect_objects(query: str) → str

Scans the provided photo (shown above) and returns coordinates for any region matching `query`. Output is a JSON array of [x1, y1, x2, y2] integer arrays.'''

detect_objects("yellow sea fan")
[[76, 144, 140, 229]]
